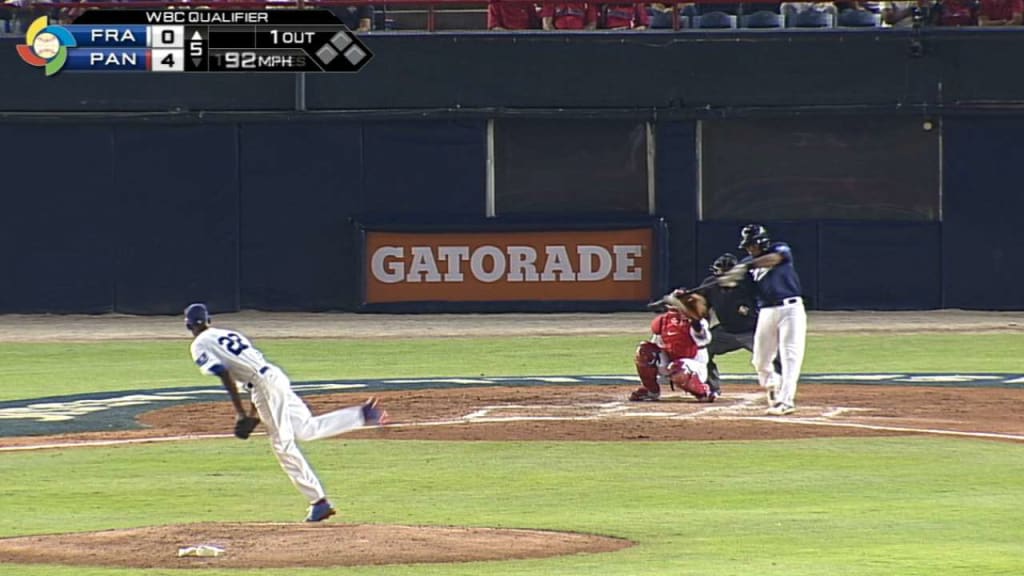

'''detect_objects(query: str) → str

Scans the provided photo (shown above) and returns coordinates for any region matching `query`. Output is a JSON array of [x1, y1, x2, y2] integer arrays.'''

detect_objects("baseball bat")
[[646, 264, 747, 309]]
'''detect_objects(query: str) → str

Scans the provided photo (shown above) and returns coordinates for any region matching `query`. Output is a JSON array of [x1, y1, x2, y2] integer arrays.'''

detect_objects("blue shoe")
[[305, 498, 336, 522], [362, 397, 390, 426]]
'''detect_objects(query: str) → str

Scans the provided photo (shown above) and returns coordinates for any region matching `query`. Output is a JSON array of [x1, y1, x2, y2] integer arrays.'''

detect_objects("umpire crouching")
[[702, 253, 782, 395]]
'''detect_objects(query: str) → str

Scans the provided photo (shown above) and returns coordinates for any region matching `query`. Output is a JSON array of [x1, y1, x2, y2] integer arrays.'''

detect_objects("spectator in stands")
[[599, 2, 650, 28], [977, 0, 1022, 24], [881, 0, 919, 25], [931, 0, 978, 24], [541, 1, 598, 28], [489, 0, 541, 29], [332, 5, 374, 32], [782, 2, 838, 24]]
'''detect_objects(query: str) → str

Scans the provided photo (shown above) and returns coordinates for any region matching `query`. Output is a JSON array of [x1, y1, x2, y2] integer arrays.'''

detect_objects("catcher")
[[183, 303, 389, 523], [629, 291, 715, 402]]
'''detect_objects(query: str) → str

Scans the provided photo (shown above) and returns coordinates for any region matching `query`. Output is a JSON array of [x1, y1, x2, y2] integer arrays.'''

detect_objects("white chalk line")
[[742, 416, 1024, 441], [0, 433, 236, 452]]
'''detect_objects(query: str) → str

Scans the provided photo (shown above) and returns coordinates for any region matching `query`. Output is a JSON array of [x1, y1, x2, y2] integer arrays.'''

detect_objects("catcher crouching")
[[630, 291, 716, 403]]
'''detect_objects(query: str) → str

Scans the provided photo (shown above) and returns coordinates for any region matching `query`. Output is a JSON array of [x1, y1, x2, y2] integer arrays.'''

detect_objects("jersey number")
[[217, 333, 249, 356]]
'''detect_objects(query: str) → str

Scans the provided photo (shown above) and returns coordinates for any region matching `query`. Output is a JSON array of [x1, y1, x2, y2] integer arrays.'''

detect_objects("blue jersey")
[[743, 242, 803, 307]]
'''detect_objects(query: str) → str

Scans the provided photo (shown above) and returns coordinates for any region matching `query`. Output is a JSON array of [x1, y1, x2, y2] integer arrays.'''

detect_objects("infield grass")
[[1, 332, 1023, 575]]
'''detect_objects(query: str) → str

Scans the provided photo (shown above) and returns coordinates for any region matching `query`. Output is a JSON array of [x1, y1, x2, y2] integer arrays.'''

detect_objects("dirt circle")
[[0, 523, 631, 569]]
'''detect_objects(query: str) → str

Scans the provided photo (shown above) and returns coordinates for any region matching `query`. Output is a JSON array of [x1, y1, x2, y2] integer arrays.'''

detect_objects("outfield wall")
[[2, 31, 1023, 313]]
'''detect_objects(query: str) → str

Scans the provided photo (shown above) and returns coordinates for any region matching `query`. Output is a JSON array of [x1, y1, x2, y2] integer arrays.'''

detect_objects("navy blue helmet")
[[184, 303, 210, 330], [738, 224, 771, 251]]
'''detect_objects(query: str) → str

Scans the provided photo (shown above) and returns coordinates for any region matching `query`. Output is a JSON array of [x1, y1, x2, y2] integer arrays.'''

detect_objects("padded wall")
[[112, 124, 240, 314], [361, 120, 487, 219], [942, 117, 1024, 309], [817, 223, 941, 310], [0, 124, 116, 313], [655, 122, 699, 290], [238, 122, 363, 311]]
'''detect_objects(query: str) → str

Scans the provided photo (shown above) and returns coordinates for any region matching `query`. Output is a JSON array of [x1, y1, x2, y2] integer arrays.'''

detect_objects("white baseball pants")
[[752, 297, 806, 407], [249, 367, 366, 503]]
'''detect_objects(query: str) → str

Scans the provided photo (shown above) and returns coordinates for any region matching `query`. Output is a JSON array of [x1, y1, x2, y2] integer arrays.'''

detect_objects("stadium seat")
[[694, 11, 737, 28], [836, 9, 881, 26], [789, 10, 833, 27], [743, 10, 784, 27], [649, 8, 690, 29]]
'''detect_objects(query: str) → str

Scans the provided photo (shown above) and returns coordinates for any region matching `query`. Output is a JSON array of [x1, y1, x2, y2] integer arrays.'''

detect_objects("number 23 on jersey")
[[217, 333, 250, 355]]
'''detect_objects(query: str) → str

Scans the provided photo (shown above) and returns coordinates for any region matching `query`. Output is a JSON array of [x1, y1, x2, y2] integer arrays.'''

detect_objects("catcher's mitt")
[[679, 292, 709, 321], [234, 415, 260, 440], [662, 290, 709, 322]]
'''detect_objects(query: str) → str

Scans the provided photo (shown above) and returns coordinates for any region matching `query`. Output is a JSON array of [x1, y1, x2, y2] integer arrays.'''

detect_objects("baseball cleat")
[[765, 403, 795, 416], [701, 390, 721, 403], [629, 388, 661, 402], [305, 498, 336, 522], [361, 397, 390, 426], [764, 385, 778, 407]]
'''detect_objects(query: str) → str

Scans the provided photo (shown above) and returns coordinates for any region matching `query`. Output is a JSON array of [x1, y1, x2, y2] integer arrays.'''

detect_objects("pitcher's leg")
[[295, 404, 366, 442], [253, 389, 327, 503]]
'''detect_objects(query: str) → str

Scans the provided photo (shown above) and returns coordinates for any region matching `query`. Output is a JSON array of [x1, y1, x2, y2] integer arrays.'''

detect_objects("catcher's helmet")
[[710, 253, 739, 276], [184, 303, 210, 330], [738, 224, 771, 251]]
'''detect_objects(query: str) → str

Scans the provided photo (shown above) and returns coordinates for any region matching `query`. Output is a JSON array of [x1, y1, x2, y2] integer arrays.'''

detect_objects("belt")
[[763, 297, 802, 308], [259, 366, 269, 375]]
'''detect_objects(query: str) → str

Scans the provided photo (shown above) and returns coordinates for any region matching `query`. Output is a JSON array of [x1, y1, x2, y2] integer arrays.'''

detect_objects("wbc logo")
[[15, 16, 78, 76]]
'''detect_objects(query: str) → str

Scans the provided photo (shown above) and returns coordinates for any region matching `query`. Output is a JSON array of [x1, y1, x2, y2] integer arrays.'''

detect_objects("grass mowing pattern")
[[1, 333, 1022, 401], [0, 437, 1022, 576]]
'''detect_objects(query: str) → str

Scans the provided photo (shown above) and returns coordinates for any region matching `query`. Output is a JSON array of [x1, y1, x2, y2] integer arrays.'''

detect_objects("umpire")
[[701, 253, 782, 396]]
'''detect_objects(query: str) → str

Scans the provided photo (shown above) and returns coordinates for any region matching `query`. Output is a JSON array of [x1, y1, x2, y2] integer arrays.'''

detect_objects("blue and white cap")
[[184, 303, 210, 329]]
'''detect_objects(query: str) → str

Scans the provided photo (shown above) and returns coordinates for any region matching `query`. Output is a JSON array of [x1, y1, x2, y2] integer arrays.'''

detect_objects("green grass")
[[1, 438, 1022, 576], [1, 332, 1023, 575], [0, 333, 1022, 402]]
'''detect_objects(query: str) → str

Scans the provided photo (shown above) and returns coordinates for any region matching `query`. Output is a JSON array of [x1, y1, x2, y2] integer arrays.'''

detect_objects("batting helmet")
[[738, 224, 771, 251], [184, 303, 210, 330], [710, 253, 738, 276]]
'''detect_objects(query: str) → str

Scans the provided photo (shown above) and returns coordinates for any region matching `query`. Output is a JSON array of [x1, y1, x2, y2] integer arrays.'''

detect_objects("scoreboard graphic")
[[16, 10, 373, 76]]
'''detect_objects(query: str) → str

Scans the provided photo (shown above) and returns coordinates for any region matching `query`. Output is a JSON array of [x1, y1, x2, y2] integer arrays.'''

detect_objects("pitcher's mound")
[[0, 522, 632, 569]]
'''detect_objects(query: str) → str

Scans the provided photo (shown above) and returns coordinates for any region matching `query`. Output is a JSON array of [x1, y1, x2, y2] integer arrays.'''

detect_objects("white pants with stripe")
[[752, 298, 807, 407], [250, 367, 366, 503]]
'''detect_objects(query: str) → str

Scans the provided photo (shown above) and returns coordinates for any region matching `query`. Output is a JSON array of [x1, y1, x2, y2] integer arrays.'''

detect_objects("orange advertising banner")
[[364, 228, 656, 303]]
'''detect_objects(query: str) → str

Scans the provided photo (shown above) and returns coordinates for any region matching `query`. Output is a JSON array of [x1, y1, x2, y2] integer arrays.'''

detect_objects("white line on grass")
[[0, 433, 237, 452], [744, 416, 1024, 441]]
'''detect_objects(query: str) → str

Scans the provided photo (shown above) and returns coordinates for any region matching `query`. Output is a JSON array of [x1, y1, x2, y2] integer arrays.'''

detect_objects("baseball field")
[[0, 311, 1022, 575]]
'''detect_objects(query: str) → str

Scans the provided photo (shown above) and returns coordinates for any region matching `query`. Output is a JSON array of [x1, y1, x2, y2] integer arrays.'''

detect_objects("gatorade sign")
[[363, 228, 655, 303]]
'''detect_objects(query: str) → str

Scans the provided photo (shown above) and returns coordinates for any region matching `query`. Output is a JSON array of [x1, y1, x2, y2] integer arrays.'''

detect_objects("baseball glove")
[[678, 292, 709, 321], [660, 290, 709, 321], [234, 415, 260, 440]]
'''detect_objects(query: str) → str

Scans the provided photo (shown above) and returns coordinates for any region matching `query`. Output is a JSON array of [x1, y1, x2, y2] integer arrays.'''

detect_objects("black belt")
[[258, 366, 269, 375], [763, 297, 801, 308]]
